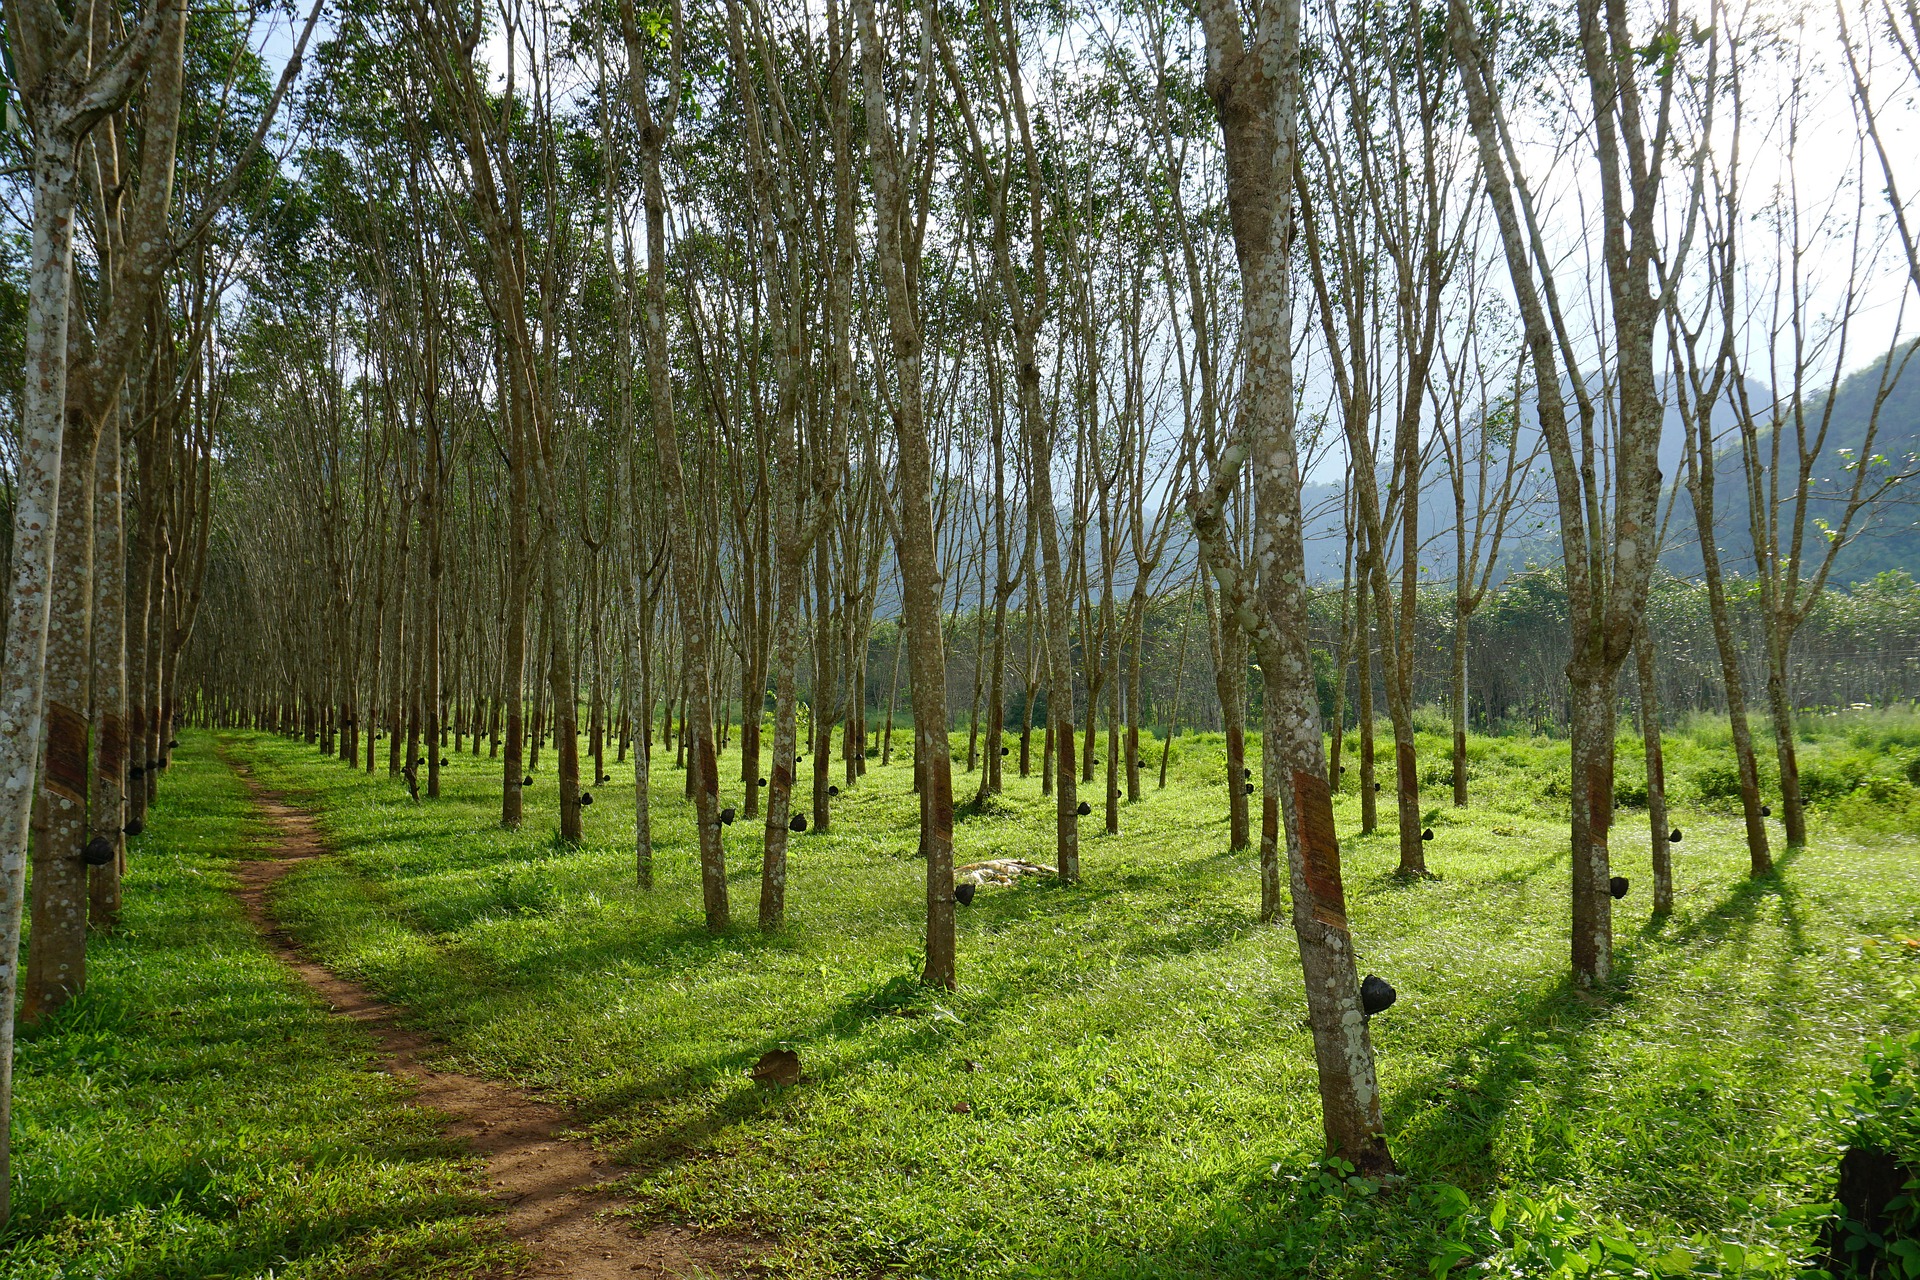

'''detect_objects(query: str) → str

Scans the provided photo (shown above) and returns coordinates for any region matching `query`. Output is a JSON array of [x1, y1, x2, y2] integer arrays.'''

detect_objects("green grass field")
[[8, 714, 1919, 1277]]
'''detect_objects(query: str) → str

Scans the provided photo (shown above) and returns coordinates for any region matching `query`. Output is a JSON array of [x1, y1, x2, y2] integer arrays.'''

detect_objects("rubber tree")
[[1734, 17, 1916, 851], [854, 0, 959, 988], [1136, 10, 1250, 853], [621, 0, 730, 929], [1661, 84, 1772, 882], [1187, 0, 1394, 1174], [935, 0, 1080, 879], [1450, 0, 1693, 986]]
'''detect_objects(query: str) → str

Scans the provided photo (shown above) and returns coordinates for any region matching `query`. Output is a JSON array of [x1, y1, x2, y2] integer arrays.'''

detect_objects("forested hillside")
[[1651, 347, 1920, 584]]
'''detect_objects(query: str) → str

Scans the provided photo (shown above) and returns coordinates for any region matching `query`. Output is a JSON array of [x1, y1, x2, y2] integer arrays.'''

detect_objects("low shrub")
[[1801, 760, 1868, 806], [1614, 776, 1650, 807], [1422, 1181, 1815, 1279], [1694, 764, 1747, 804], [1819, 1030, 1920, 1278]]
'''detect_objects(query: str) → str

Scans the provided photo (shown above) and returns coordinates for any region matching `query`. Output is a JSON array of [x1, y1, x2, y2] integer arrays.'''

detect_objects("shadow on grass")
[[1043, 961, 1641, 1279], [1383, 966, 1627, 1185], [577, 962, 1039, 1180], [1117, 909, 1251, 961], [1487, 843, 1571, 886], [1664, 847, 1806, 951]]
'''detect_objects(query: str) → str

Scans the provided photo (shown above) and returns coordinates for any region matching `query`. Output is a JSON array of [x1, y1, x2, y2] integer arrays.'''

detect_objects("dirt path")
[[224, 759, 758, 1279]]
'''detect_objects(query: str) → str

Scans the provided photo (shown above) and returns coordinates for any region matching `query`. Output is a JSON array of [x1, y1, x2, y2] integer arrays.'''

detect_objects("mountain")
[[1662, 343, 1920, 587]]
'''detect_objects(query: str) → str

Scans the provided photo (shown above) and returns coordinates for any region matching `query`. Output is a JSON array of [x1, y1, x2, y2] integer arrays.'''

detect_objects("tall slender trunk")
[[1160, 582, 1196, 790], [127, 444, 156, 822], [966, 561, 985, 775], [0, 88, 91, 1226], [501, 434, 528, 824], [811, 540, 837, 833], [1021, 595, 1039, 778], [145, 521, 167, 809], [1041, 688, 1054, 796], [1105, 617, 1120, 835], [1125, 602, 1145, 803], [1687, 446, 1771, 874], [739, 655, 762, 817], [881, 626, 901, 766], [760, 559, 803, 929], [1451, 604, 1470, 806], [23, 377, 101, 1023], [424, 426, 443, 800], [390, 488, 411, 779], [1765, 646, 1806, 849], [1207, 575, 1250, 851], [626, 569, 655, 886], [543, 555, 582, 843], [1356, 565, 1377, 833], [1568, 664, 1615, 985], [1190, 0, 1391, 1171], [90, 416, 129, 928], [365, 510, 384, 775], [856, 0, 955, 984], [1634, 627, 1672, 914], [622, 20, 726, 927]]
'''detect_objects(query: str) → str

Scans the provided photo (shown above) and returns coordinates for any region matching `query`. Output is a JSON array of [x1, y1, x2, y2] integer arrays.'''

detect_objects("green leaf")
[[1427, 1183, 1471, 1219], [1652, 1245, 1698, 1274], [1428, 1241, 1476, 1279]]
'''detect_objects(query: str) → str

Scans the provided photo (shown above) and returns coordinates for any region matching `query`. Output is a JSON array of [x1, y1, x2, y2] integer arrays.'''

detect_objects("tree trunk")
[[543, 557, 582, 844], [1765, 644, 1806, 849], [0, 85, 93, 1223], [1634, 627, 1672, 915], [760, 557, 803, 930], [1190, 0, 1392, 1173], [1356, 567, 1377, 833], [90, 417, 129, 929], [1210, 579, 1250, 851], [1688, 457, 1772, 875], [881, 627, 901, 766], [1568, 662, 1615, 987], [1452, 602, 1470, 807], [621, 33, 727, 928], [855, 0, 955, 986], [23, 387, 101, 1023]]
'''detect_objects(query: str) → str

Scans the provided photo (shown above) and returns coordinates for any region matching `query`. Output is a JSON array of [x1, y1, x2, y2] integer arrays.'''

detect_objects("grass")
[[195, 712, 1920, 1278], [1, 738, 520, 1279]]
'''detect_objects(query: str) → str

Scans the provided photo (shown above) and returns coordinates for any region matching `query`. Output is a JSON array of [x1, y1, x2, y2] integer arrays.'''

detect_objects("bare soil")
[[225, 759, 762, 1279]]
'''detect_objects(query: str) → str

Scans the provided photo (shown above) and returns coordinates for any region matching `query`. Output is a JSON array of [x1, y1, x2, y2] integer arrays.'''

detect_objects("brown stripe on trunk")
[[1293, 769, 1347, 931], [97, 713, 126, 775], [46, 702, 89, 800], [1589, 763, 1612, 836]]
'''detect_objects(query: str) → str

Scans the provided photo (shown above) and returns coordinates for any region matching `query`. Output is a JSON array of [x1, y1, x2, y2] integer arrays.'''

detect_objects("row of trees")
[[191, 560, 1920, 792], [0, 0, 318, 1224], [5, 0, 1919, 1185]]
